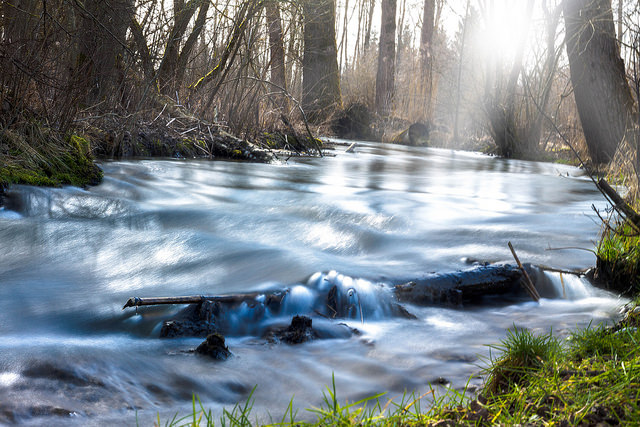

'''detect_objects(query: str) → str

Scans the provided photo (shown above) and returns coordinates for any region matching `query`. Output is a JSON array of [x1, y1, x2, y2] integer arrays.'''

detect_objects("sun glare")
[[473, 0, 534, 64]]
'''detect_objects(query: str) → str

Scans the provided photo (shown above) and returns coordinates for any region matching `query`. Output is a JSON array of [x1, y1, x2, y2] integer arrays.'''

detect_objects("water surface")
[[0, 142, 623, 425]]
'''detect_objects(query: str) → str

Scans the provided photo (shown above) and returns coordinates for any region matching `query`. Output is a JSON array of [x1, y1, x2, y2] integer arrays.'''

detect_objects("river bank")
[[0, 106, 328, 208]]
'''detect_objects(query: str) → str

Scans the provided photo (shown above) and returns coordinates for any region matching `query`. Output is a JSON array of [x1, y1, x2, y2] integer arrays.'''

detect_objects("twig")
[[545, 245, 597, 254], [179, 126, 198, 135], [508, 241, 541, 302], [536, 265, 589, 276], [153, 104, 167, 123]]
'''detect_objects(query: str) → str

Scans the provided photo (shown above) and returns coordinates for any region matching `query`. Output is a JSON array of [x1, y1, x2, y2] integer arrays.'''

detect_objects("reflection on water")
[[0, 142, 622, 425]]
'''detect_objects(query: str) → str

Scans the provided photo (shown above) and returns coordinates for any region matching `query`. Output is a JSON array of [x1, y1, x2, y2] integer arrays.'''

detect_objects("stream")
[[0, 141, 624, 425]]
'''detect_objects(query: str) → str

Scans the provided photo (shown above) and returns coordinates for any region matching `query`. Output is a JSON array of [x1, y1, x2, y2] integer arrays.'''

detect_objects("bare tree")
[[375, 0, 397, 116], [564, 0, 635, 164], [77, 0, 135, 104], [301, 0, 342, 122], [266, 0, 288, 112], [419, 0, 436, 122]]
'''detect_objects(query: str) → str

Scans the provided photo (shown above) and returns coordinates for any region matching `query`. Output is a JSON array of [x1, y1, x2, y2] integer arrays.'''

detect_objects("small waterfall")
[[541, 271, 602, 300], [304, 270, 398, 321]]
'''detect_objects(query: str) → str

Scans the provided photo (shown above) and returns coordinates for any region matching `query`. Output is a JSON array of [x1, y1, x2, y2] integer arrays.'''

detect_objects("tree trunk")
[[77, 0, 134, 105], [265, 0, 289, 112], [419, 0, 436, 122], [527, 2, 562, 150], [173, 0, 211, 92], [363, 0, 375, 51], [375, 0, 397, 116], [156, 0, 202, 95], [301, 0, 342, 123], [453, 0, 471, 142], [563, 0, 635, 164]]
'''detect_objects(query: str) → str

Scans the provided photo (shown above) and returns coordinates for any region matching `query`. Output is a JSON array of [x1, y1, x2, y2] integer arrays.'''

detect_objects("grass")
[[596, 221, 640, 295], [153, 311, 640, 426]]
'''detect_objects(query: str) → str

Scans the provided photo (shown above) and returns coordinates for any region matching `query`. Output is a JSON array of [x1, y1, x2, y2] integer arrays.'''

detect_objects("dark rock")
[[282, 315, 315, 344], [30, 406, 73, 417], [195, 333, 232, 360], [408, 123, 430, 145], [430, 376, 450, 386], [391, 122, 430, 146], [331, 103, 373, 140], [160, 300, 219, 338], [271, 315, 317, 344]]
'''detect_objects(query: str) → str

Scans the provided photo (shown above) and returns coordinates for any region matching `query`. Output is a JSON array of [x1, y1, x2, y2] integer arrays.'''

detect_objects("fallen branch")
[[597, 178, 640, 231], [122, 293, 262, 309]]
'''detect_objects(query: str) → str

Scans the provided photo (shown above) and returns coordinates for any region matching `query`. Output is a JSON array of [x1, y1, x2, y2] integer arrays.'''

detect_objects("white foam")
[[282, 285, 317, 314]]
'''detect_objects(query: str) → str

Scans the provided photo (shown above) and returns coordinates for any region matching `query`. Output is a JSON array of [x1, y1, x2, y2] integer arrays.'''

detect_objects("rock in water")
[[196, 333, 232, 360], [159, 300, 219, 338], [278, 315, 316, 344]]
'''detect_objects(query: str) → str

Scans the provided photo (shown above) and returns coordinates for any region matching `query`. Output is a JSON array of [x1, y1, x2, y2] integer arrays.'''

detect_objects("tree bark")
[[173, 0, 211, 92], [301, 0, 342, 123], [375, 0, 397, 116], [363, 0, 375, 51], [156, 0, 206, 95], [265, 0, 289, 112], [419, 0, 436, 121], [77, 0, 134, 105], [563, 0, 635, 164]]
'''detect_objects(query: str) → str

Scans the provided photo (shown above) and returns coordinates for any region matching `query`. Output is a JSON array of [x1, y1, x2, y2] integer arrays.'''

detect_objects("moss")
[[0, 166, 60, 187], [69, 134, 90, 155], [0, 126, 103, 189]]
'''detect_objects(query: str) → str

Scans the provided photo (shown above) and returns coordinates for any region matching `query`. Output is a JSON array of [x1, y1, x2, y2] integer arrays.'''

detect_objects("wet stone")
[[274, 315, 317, 344], [160, 301, 219, 338], [195, 333, 232, 360]]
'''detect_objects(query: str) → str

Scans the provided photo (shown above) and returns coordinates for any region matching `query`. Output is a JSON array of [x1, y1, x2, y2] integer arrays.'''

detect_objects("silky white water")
[[0, 142, 624, 425]]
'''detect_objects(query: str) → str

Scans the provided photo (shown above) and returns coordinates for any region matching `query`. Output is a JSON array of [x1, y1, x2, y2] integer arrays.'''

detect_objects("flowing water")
[[0, 142, 625, 425]]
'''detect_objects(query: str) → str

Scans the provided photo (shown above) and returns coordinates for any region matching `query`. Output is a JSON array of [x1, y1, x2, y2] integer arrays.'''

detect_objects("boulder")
[[275, 315, 316, 344], [159, 300, 219, 338], [392, 122, 430, 146], [195, 333, 232, 360]]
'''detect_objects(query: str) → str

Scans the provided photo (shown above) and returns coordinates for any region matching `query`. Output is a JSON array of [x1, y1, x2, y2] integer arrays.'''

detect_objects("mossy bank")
[[0, 125, 103, 200]]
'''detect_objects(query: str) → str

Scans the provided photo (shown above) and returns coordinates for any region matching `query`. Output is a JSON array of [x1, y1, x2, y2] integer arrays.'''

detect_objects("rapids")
[[0, 142, 624, 425]]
